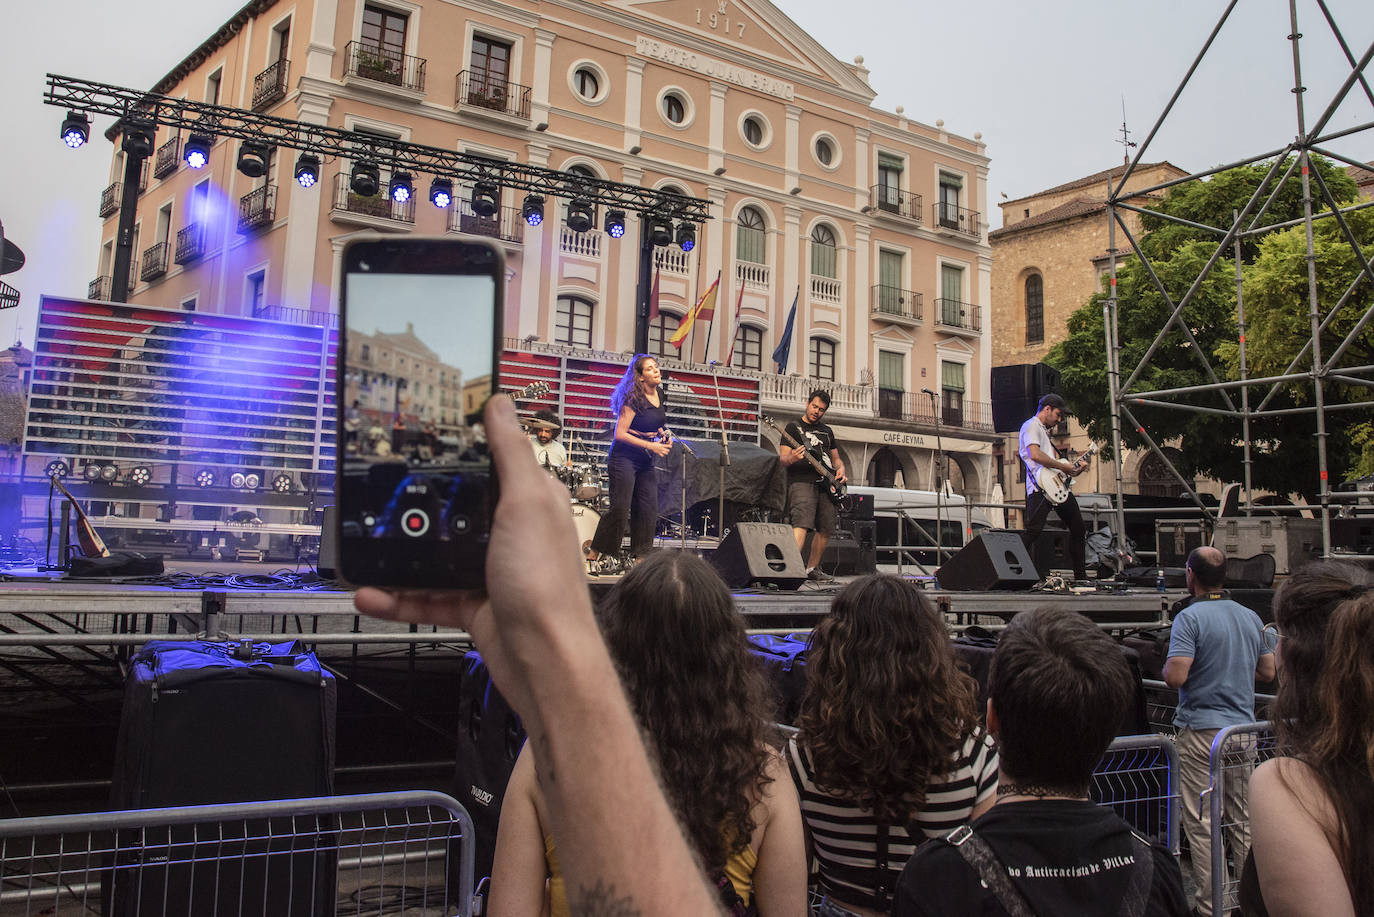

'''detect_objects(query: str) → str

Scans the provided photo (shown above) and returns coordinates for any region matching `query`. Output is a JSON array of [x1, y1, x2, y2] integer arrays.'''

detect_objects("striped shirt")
[[787, 730, 999, 909]]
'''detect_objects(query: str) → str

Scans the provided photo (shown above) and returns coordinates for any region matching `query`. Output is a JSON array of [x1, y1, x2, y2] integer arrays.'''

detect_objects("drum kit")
[[525, 415, 606, 554]]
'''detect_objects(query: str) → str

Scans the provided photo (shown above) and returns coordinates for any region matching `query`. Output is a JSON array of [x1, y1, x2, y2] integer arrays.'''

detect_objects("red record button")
[[401, 508, 430, 537]]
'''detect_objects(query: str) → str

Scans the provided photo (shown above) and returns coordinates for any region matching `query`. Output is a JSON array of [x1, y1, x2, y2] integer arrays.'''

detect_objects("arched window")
[[809, 337, 835, 381], [868, 447, 901, 488], [1139, 449, 1186, 498], [555, 295, 594, 348], [648, 311, 682, 359], [810, 224, 837, 279], [1025, 273, 1044, 345], [730, 325, 763, 371], [736, 206, 766, 264]]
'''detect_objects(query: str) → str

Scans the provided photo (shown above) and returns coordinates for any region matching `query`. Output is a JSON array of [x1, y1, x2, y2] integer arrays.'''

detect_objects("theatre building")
[[77, 0, 996, 510]]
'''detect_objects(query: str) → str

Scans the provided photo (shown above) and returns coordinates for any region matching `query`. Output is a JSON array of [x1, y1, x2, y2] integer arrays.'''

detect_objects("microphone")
[[921, 387, 937, 397]]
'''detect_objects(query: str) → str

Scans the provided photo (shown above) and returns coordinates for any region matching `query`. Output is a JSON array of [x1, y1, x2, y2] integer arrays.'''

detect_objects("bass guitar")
[[1035, 442, 1097, 505], [762, 415, 848, 507], [50, 476, 111, 558]]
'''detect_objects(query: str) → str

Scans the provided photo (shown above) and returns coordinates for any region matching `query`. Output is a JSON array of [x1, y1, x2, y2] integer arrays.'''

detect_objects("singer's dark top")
[[613, 390, 667, 456]]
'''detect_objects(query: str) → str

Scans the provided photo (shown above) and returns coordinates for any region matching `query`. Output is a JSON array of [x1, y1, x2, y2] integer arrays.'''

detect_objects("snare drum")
[[570, 500, 602, 556], [572, 464, 601, 501]]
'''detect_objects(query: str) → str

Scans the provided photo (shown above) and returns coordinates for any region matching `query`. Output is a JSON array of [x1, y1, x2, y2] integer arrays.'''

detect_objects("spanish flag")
[[668, 271, 721, 350]]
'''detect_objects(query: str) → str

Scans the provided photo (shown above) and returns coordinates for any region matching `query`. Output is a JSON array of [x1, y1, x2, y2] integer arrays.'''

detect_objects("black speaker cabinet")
[[841, 491, 875, 522], [1029, 528, 1072, 574], [937, 531, 1040, 591], [991, 363, 1062, 433], [711, 523, 807, 590], [820, 521, 878, 576]]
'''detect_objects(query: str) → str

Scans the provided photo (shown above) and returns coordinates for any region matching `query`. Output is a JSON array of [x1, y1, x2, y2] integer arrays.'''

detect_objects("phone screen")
[[337, 238, 502, 587]]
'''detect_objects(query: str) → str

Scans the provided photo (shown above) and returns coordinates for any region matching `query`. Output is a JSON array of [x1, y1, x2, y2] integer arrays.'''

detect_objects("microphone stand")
[[665, 429, 697, 551], [923, 388, 945, 565], [709, 362, 731, 541]]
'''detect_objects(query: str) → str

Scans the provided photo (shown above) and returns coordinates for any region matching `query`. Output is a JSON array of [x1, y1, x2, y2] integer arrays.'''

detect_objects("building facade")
[[89, 0, 998, 501]]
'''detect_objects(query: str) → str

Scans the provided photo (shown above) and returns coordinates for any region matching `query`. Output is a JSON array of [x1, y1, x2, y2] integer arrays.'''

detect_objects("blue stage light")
[[523, 195, 545, 226], [389, 171, 413, 204], [430, 178, 453, 209], [605, 209, 626, 238], [294, 153, 320, 188], [60, 112, 90, 148], [184, 134, 213, 169]]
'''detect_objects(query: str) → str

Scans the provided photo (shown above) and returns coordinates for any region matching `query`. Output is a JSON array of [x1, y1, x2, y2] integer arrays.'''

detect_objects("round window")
[[573, 67, 599, 100], [664, 93, 686, 124], [815, 137, 834, 166], [743, 116, 764, 146]]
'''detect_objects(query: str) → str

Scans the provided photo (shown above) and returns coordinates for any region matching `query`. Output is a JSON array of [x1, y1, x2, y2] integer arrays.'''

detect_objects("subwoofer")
[[710, 522, 807, 590], [937, 531, 1039, 591]]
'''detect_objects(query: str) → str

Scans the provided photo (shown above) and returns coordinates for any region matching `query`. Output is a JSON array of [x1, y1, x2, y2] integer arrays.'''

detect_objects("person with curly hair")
[[488, 550, 808, 916], [787, 574, 999, 916], [1243, 561, 1374, 917]]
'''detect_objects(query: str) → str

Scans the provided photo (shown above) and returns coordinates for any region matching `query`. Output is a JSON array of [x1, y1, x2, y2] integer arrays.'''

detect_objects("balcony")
[[252, 58, 289, 110], [656, 247, 691, 276], [253, 304, 339, 329], [447, 200, 524, 244], [736, 261, 771, 291], [559, 225, 602, 258], [153, 137, 180, 179], [331, 173, 415, 227], [344, 41, 425, 93], [140, 242, 169, 282], [875, 390, 995, 432], [933, 202, 981, 238], [870, 284, 922, 325], [175, 223, 207, 264], [88, 276, 111, 300], [99, 183, 121, 218], [868, 185, 922, 223], [934, 298, 981, 335], [455, 70, 531, 120], [810, 275, 841, 304], [238, 184, 277, 234], [0, 279, 19, 312]]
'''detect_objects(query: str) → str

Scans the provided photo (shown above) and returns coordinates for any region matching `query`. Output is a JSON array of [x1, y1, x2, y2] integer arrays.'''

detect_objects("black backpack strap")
[[873, 822, 892, 910], [943, 825, 1037, 917], [1118, 832, 1156, 917]]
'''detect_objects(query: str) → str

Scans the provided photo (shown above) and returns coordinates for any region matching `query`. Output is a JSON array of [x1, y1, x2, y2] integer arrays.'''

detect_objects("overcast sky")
[[1, 0, 1370, 349]]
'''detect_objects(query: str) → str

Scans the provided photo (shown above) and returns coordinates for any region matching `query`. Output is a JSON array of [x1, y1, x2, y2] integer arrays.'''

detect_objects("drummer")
[[527, 408, 571, 471]]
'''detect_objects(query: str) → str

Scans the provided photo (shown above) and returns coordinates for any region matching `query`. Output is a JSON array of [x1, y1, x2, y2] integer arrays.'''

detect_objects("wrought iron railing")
[[870, 284, 923, 322], [252, 58, 289, 110], [934, 298, 981, 333], [933, 202, 981, 237], [238, 184, 277, 233], [344, 41, 425, 92], [87, 276, 112, 301], [448, 200, 524, 243], [153, 137, 180, 179], [99, 183, 121, 218], [875, 390, 995, 432], [869, 185, 922, 222], [332, 173, 415, 224], [253, 304, 339, 329], [455, 70, 531, 118], [139, 242, 169, 282], [175, 223, 206, 264]]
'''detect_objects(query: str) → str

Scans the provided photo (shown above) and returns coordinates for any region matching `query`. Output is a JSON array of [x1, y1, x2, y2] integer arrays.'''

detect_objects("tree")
[[1048, 156, 1367, 500]]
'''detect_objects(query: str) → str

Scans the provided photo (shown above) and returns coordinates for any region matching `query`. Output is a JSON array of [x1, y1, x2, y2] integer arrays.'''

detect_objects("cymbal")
[[523, 417, 560, 432]]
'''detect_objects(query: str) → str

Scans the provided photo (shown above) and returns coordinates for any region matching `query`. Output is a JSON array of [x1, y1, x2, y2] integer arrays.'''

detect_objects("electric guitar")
[[510, 381, 550, 401], [50, 476, 111, 558], [763, 415, 848, 507], [1036, 442, 1098, 505]]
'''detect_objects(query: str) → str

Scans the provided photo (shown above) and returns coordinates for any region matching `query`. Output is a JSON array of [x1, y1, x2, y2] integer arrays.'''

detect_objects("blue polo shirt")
[[1168, 596, 1266, 730]]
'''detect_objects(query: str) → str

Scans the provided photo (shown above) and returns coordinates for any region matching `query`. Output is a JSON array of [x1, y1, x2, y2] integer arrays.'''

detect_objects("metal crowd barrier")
[[1091, 733, 1181, 855], [1207, 721, 1279, 917], [0, 790, 475, 916]]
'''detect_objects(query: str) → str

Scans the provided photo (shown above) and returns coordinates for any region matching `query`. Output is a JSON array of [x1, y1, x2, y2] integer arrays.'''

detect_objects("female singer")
[[586, 354, 671, 570]]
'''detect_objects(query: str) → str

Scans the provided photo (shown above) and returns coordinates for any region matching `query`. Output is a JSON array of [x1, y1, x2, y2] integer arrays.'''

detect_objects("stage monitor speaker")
[[937, 531, 1039, 591], [319, 505, 337, 579], [711, 523, 807, 590]]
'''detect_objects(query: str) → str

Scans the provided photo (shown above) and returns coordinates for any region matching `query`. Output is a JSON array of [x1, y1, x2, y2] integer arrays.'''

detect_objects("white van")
[[847, 485, 995, 570]]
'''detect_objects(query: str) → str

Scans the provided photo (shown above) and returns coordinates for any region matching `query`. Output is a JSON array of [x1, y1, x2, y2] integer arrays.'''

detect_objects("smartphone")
[[336, 237, 503, 588]]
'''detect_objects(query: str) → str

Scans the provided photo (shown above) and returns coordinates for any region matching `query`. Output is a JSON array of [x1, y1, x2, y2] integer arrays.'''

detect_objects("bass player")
[[1019, 392, 1089, 583], [780, 390, 847, 582]]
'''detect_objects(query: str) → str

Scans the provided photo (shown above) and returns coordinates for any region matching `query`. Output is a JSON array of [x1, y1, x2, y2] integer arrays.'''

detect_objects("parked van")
[[847, 485, 995, 570]]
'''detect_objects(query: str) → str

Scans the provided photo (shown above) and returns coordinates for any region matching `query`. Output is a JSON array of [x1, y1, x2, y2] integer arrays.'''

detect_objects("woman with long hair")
[[586, 354, 671, 570], [1243, 560, 1374, 917], [488, 550, 808, 916], [789, 574, 998, 916]]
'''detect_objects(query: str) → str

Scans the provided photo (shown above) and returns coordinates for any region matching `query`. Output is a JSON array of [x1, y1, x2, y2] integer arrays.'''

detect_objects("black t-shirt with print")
[[893, 799, 1187, 917], [784, 418, 838, 484]]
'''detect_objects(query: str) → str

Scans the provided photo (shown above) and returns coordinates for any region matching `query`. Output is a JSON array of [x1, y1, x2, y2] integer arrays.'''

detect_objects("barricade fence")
[[0, 790, 475, 916], [1208, 721, 1280, 917]]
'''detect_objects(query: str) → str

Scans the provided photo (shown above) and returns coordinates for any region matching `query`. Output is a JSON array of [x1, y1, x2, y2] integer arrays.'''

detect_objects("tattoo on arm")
[[570, 880, 643, 917]]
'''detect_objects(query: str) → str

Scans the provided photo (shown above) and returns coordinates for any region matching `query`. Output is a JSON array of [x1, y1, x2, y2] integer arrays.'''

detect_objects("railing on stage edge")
[[1206, 720, 1279, 917], [0, 790, 476, 916]]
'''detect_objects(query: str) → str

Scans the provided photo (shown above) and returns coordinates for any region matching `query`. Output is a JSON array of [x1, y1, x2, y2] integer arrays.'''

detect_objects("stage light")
[[351, 161, 380, 197], [471, 182, 500, 217], [522, 194, 544, 226], [566, 198, 593, 233], [429, 177, 453, 209], [100, 463, 119, 482], [121, 121, 155, 158], [675, 221, 696, 252], [388, 171, 413, 204], [45, 460, 69, 480], [194, 468, 216, 488], [294, 153, 320, 188], [237, 141, 271, 178], [84, 463, 101, 482], [184, 133, 214, 169], [60, 111, 90, 148], [128, 466, 152, 486], [244, 472, 261, 490], [604, 209, 626, 238], [272, 473, 294, 494], [229, 472, 246, 489], [648, 214, 673, 247]]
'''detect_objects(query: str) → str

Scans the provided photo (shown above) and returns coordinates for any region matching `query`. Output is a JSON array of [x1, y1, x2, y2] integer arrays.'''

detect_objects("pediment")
[[872, 325, 916, 345], [936, 337, 975, 356]]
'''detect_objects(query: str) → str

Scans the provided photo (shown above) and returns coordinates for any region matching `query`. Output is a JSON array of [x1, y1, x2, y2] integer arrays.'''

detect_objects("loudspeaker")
[[820, 521, 878, 576], [991, 363, 1061, 433], [840, 491, 875, 522], [710, 523, 807, 590], [1029, 528, 1072, 574], [937, 531, 1039, 591], [319, 505, 337, 578]]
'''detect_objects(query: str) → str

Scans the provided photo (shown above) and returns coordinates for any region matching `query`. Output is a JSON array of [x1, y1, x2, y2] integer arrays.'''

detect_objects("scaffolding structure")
[[1099, 0, 1373, 565]]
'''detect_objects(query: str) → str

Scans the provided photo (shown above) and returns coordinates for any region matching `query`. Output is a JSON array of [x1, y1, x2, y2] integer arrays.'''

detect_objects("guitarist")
[[1018, 393, 1088, 583], [780, 390, 847, 582]]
